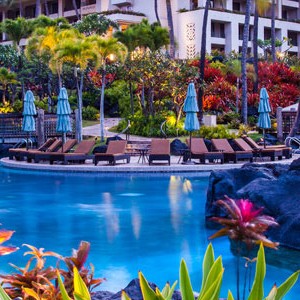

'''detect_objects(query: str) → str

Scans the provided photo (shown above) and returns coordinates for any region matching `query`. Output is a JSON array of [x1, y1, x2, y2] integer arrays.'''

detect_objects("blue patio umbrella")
[[56, 87, 72, 152], [258, 87, 271, 148], [183, 82, 200, 163], [22, 90, 37, 149]]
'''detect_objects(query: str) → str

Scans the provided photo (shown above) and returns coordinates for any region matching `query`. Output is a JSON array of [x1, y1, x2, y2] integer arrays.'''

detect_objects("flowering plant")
[[209, 196, 279, 249]]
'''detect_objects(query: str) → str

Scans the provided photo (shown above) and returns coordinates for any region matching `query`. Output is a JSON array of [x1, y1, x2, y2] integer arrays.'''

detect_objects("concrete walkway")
[[82, 118, 151, 141]]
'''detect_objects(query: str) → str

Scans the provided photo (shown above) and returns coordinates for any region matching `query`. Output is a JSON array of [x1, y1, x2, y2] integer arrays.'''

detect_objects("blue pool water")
[[0, 167, 299, 298]]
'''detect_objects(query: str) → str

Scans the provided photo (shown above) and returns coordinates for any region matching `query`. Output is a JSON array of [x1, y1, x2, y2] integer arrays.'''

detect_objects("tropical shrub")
[[82, 105, 99, 120], [199, 125, 236, 139]]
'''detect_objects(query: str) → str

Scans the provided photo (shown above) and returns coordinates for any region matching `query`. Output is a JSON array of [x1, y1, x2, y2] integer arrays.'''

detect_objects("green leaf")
[[73, 266, 91, 300], [161, 282, 170, 298], [200, 243, 215, 296], [227, 290, 235, 300], [276, 271, 299, 300], [248, 243, 266, 300], [180, 259, 195, 300], [0, 285, 12, 300], [199, 268, 224, 300], [265, 284, 277, 300], [57, 269, 72, 300], [121, 290, 131, 300], [165, 281, 178, 300], [138, 271, 158, 300], [199, 256, 223, 300]]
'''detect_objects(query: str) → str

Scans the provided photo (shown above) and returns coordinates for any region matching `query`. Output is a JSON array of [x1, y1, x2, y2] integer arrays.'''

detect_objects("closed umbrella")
[[183, 82, 200, 164], [258, 87, 271, 148], [56, 87, 72, 152], [22, 90, 37, 150]]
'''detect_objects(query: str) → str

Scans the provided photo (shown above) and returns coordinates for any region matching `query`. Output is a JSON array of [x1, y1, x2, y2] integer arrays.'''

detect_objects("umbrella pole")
[[189, 132, 192, 162], [263, 129, 266, 149], [26, 133, 29, 151]]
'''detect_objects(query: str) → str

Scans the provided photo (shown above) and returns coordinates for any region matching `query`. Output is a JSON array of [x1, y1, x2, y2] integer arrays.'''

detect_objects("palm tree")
[[88, 36, 128, 142], [241, 0, 252, 124], [55, 30, 96, 141], [198, 0, 210, 124], [0, 67, 18, 105], [154, 0, 161, 25], [166, 0, 175, 58]]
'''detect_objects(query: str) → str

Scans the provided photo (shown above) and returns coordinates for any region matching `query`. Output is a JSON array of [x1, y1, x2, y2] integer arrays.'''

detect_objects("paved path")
[[82, 118, 151, 141]]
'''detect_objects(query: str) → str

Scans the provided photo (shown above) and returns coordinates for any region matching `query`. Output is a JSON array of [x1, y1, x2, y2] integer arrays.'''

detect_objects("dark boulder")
[[92, 278, 182, 300], [93, 145, 107, 154], [0, 144, 13, 158], [170, 139, 188, 155]]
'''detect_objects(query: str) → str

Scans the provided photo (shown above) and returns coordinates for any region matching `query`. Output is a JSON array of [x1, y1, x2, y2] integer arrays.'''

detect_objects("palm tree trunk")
[[72, 0, 80, 21], [75, 68, 83, 142], [253, 6, 259, 94], [19, 0, 23, 17], [100, 67, 106, 142], [129, 81, 134, 115], [271, 0, 276, 62], [154, 0, 161, 25], [197, 0, 210, 124], [166, 0, 175, 58], [44, 0, 49, 16], [35, 0, 41, 17], [241, 0, 252, 124]]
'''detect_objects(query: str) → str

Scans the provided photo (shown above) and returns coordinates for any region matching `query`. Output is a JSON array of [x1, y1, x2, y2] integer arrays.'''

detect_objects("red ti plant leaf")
[[0, 230, 18, 256], [209, 195, 279, 249]]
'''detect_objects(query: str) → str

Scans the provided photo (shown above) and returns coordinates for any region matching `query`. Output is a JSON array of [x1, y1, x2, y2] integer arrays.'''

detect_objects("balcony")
[[111, 0, 133, 7], [81, 4, 96, 15]]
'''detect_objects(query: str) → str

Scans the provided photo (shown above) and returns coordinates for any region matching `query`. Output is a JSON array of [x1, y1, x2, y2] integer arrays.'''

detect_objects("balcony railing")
[[111, 0, 133, 6]]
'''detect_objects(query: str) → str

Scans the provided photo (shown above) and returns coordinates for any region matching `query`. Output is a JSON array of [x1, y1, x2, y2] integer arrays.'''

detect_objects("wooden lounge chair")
[[33, 139, 78, 163], [26, 139, 63, 162], [48, 140, 96, 165], [243, 136, 292, 159], [211, 138, 253, 163], [148, 139, 170, 165], [234, 138, 282, 161], [8, 138, 56, 160], [184, 138, 224, 164], [94, 140, 130, 166]]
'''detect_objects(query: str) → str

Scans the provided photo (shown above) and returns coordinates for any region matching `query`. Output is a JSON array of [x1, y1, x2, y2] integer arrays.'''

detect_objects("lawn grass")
[[82, 120, 99, 127]]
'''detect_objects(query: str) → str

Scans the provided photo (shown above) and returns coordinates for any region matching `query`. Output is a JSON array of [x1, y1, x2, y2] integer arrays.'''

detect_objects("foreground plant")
[[0, 228, 18, 256], [227, 243, 299, 300], [209, 196, 279, 300], [0, 241, 103, 299]]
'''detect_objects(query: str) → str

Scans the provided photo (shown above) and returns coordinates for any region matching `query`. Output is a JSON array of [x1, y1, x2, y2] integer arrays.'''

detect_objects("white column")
[[277, 0, 282, 19], [2, 11, 6, 41], [95, 0, 101, 12], [257, 20, 264, 56], [226, 0, 232, 11], [281, 28, 289, 53]]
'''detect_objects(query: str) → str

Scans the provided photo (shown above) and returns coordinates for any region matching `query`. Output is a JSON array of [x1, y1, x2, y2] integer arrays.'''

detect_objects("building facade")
[[0, 0, 300, 59]]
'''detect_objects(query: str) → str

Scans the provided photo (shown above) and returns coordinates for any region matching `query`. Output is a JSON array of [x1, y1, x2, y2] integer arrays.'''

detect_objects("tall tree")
[[166, 0, 175, 58], [88, 36, 127, 142], [154, 0, 161, 25], [241, 0, 252, 125], [0, 67, 18, 104], [271, 0, 276, 62], [253, 6, 259, 94], [197, 0, 210, 124], [55, 30, 96, 141]]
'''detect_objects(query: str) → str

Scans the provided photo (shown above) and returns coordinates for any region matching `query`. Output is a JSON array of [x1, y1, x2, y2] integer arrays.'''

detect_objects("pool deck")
[[1, 154, 299, 173]]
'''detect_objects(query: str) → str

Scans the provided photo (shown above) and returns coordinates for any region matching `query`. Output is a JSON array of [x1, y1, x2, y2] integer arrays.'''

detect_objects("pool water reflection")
[[0, 168, 298, 298]]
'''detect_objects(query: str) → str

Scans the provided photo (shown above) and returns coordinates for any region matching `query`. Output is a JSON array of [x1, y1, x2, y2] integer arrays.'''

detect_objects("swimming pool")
[[0, 167, 298, 298]]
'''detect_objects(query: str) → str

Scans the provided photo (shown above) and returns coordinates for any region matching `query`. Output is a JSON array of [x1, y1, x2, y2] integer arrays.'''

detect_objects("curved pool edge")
[[0, 157, 244, 174]]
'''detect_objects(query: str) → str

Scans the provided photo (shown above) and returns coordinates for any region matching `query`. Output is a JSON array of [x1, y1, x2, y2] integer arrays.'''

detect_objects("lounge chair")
[[94, 140, 130, 166], [184, 138, 224, 164], [243, 136, 292, 159], [48, 140, 96, 165], [211, 138, 253, 163], [26, 139, 63, 162], [148, 139, 170, 165], [8, 138, 56, 161], [234, 138, 282, 161], [33, 139, 78, 163]]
